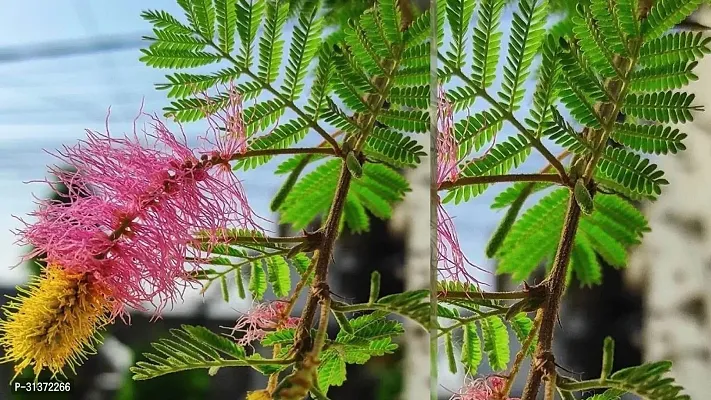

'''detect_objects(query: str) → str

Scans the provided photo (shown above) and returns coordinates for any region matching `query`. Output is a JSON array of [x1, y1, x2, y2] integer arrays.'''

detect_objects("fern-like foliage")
[[141, 0, 429, 234], [492, 187, 649, 284], [189, 229, 314, 301], [559, 337, 691, 400], [438, 0, 555, 205], [130, 325, 250, 380], [278, 160, 411, 230], [610, 122, 687, 154], [431, 0, 709, 398], [261, 313, 403, 392], [437, 1, 706, 397], [374, 290, 432, 328], [437, 281, 539, 374], [639, 31, 711, 67], [439, 0, 708, 285]]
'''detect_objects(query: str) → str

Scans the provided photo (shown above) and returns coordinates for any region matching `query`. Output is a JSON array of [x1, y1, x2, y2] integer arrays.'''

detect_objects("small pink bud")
[[228, 300, 300, 346], [449, 376, 519, 400]]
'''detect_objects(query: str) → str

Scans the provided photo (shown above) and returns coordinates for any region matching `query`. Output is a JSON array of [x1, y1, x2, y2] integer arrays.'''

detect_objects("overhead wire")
[[73, 0, 129, 119], [0, 19, 163, 126]]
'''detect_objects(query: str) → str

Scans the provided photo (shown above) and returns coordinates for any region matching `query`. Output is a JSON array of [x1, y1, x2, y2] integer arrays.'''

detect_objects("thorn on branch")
[[313, 281, 331, 303], [533, 351, 557, 380], [505, 283, 549, 320], [304, 228, 325, 249], [287, 229, 324, 258], [552, 360, 579, 375]]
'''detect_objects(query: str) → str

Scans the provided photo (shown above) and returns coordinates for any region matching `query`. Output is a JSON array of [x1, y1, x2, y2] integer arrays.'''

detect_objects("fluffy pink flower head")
[[16, 100, 263, 315], [449, 376, 519, 400], [435, 86, 482, 285], [228, 300, 300, 346]]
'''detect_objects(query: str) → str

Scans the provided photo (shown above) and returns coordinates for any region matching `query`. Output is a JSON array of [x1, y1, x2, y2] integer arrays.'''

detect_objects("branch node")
[[534, 351, 557, 379]]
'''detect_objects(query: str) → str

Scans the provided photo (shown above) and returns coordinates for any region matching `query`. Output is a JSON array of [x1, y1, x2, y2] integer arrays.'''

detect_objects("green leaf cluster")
[[437, 282, 538, 374], [561, 337, 691, 400], [190, 229, 313, 300], [491, 188, 649, 284], [440, 0, 708, 286], [141, 0, 430, 235], [262, 313, 403, 392], [130, 325, 254, 380]]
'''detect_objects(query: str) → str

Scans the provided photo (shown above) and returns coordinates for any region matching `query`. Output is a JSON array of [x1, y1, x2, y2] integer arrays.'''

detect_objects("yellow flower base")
[[0, 265, 114, 379]]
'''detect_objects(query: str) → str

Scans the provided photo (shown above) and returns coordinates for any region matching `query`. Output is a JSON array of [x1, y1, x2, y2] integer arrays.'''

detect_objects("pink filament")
[[437, 86, 459, 185], [15, 94, 263, 317], [198, 81, 249, 159], [449, 376, 519, 400], [435, 86, 484, 284], [227, 300, 300, 346], [436, 202, 484, 284]]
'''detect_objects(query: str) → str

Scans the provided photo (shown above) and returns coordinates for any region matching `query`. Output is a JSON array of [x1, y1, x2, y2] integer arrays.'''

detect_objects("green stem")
[[437, 309, 507, 337], [437, 289, 540, 301], [330, 301, 392, 313], [231, 358, 295, 365], [267, 344, 283, 392], [545, 370, 557, 400], [438, 173, 565, 191], [557, 377, 642, 395], [139, 357, 296, 380], [501, 310, 543, 398], [282, 250, 318, 319], [208, 235, 311, 245], [229, 147, 337, 161], [558, 388, 577, 400], [309, 386, 331, 400], [313, 296, 332, 356]]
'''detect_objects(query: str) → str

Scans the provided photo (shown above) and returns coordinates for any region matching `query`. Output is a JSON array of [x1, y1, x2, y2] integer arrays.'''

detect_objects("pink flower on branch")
[[16, 100, 263, 315], [449, 376, 519, 400], [435, 87, 484, 285], [436, 203, 482, 284], [227, 300, 300, 346], [437, 86, 459, 185], [197, 82, 249, 160]]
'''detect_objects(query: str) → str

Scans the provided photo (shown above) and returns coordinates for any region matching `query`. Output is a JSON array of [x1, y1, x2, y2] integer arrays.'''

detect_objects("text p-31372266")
[[12, 380, 71, 393]]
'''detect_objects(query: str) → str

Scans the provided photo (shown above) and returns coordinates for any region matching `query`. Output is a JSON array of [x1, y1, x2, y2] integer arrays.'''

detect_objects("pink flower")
[[450, 376, 519, 400], [15, 100, 262, 315], [437, 86, 459, 185], [437, 202, 480, 284], [435, 87, 482, 284], [227, 300, 300, 346]]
